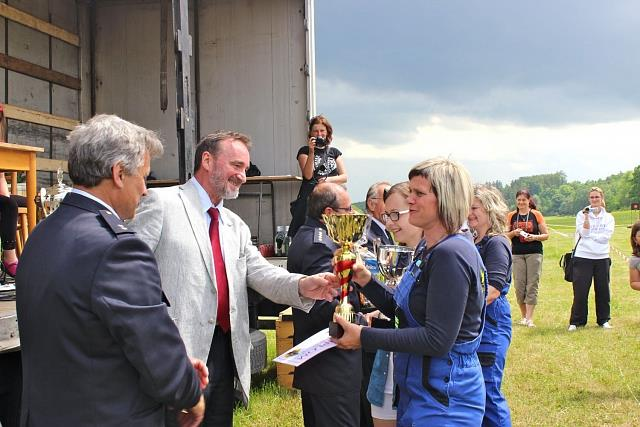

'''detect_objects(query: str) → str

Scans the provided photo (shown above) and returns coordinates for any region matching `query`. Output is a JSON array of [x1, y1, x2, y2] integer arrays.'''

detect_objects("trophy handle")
[[40, 187, 49, 217]]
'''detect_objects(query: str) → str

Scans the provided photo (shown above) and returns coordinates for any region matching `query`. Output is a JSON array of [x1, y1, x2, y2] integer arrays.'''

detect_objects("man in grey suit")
[[130, 131, 339, 426]]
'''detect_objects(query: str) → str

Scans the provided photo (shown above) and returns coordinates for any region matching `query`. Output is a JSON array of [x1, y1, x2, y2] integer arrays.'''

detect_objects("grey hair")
[[194, 131, 252, 172], [473, 184, 509, 236], [365, 181, 391, 213], [68, 114, 163, 187], [408, 157, 473, 234]]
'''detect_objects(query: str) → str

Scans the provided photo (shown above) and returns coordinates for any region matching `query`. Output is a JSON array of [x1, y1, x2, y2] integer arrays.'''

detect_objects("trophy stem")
[[337, 241, 355, 304]]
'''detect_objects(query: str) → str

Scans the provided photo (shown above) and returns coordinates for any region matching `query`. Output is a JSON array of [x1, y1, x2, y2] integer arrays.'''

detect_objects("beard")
[[223, 185, 240, 200], [210, 170, 242, 200]]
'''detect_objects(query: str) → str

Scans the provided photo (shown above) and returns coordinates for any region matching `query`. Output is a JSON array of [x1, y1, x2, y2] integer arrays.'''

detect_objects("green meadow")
[[235, 211, 640, 426]]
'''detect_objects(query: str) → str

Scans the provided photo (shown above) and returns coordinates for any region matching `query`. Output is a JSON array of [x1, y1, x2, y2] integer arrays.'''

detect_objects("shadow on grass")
[[251, 362, 278, 389]]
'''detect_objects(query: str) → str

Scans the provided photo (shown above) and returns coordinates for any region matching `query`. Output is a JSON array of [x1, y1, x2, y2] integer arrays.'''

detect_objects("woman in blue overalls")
[[334, 158, 487, 426], [468, 185, 513, 427]]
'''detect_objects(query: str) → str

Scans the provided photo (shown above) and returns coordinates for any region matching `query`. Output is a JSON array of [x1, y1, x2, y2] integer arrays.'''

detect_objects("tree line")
[[487, 165, 640, 216]]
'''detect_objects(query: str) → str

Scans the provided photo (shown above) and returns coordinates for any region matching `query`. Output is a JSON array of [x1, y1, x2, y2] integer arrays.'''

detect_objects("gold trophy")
[[322, 213, 368, 338]]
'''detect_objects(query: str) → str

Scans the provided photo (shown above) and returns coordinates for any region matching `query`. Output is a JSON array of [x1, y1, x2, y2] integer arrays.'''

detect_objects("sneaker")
[[519, 318, 528, 326], [526, 319, 536, 328], [568, 325, 577, 332], [600, 322, 613, 329]]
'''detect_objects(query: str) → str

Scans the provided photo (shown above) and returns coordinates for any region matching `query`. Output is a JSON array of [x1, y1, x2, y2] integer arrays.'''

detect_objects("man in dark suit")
[[361, 181, 393, 427], [364, 181, 393, 254], [16, 114, 207, 426], [288, 183, 362, 427]]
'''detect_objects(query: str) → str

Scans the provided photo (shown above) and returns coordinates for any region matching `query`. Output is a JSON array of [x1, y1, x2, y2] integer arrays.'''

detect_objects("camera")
[[314, 137, 326, 149], [519, 230, 529, 238], [583, 207, 592, 214]]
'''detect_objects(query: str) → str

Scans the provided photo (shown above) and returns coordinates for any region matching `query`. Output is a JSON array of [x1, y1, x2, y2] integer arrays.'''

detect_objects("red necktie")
[[208, 208, 230, 332]]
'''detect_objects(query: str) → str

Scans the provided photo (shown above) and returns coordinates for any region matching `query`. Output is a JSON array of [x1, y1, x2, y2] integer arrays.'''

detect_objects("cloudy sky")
[[314, 1, 640, 202]]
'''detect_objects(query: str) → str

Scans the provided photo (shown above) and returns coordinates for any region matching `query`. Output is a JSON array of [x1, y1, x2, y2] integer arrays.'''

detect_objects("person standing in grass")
[[630, 221, 640, 291], [468, 185, 513, 427], [568, 186, 615, 331], [506, 189, 549, 328]]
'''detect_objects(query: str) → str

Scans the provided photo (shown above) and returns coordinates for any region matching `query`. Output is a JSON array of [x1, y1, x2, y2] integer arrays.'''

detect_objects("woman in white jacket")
[[568, 186, 615, 331]]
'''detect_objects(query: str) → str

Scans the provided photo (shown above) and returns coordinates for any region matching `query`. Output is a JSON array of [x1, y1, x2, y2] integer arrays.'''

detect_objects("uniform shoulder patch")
[[98, 210, 134, 237], [312, 227, 328, 244]]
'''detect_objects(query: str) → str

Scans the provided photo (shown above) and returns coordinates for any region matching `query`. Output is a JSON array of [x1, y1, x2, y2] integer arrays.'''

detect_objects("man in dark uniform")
[[287, 182, 362, 427], [16, 114, 207, 426]]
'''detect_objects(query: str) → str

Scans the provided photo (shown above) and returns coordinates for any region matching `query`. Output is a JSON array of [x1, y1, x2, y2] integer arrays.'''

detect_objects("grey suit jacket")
[[130, 179, 312, 404]]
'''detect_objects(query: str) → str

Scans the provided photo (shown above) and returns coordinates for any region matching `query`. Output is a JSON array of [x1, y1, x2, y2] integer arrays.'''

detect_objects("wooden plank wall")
[[1, 0, 81, 188]]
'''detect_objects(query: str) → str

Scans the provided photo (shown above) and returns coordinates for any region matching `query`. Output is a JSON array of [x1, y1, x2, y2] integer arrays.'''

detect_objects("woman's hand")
[[509, 228, 521, 238], [331, 315, 363, 350], [307, 136, 316, 152]]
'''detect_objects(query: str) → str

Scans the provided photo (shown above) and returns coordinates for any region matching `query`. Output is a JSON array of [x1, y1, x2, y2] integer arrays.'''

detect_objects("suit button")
[[208, 319, 215, 324], [447, 359, 452, 366], [444, 376, 450, 383]]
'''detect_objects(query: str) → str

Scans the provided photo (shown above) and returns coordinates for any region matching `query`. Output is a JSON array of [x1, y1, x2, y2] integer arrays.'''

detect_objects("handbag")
[[559, 236, 582, 282]]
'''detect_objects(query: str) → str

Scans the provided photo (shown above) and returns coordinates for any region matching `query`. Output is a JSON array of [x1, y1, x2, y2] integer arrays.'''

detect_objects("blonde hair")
[[474, 185, 509, 236], [589, 186, 606, 208], [409, 157, 473, 234], [384, 182, 410, 201]]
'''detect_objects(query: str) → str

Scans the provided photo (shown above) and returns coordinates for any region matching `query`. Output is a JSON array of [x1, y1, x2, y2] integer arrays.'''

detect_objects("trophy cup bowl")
[[377, 245, 414, 290], [322, 213, 368, 338], [37, 168, 71, 219]]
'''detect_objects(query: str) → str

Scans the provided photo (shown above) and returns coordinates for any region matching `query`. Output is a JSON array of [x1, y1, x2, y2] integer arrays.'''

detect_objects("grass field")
[[234, 211, 640, 426]]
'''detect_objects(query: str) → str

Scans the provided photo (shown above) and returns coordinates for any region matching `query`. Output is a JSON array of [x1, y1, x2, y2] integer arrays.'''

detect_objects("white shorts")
[[371, 392, 396, 420]]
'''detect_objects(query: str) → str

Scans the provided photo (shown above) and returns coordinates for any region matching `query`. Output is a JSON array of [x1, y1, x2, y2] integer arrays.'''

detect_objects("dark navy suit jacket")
[[16, 192, 200, 426], [365, 218, 394, 254], [287, 217, 362, 394]]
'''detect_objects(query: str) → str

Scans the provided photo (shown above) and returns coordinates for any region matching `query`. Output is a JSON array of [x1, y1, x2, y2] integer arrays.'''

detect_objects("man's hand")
[[299, 272, 340, 301], [177, 394, 205, 427], [331, 315, 364, 350], [190, 357, 209, 390]]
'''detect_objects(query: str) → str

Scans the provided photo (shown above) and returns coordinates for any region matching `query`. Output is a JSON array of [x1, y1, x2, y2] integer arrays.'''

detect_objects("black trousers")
[[570, 257, 611, 326], [166, 326, 235, 427], [301, 390, 360, 427], [360, 350, 375, 427], [0, 350, 22, 427], [0, 195, 19, 250]]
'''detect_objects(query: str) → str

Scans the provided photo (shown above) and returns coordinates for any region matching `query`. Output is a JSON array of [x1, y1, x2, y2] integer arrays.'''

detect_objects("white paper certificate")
[[273, 327, 336, 367]]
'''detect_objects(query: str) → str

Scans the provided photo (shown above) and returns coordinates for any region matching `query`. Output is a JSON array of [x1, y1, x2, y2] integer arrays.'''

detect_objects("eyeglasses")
[[331, 206, 353, 213], [382, 210, 409, 222]]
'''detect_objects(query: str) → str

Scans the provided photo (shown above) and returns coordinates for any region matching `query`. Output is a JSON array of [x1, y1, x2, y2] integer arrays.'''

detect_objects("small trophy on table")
[[322, 212, 368, 338], [376, 245, 414, 290]]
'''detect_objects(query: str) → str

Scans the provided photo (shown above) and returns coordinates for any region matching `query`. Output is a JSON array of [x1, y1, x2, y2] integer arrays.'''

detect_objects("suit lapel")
[[179, 181, 216, 283]]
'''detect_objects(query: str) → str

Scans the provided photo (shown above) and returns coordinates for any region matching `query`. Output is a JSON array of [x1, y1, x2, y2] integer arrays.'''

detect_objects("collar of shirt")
[[71, 188, 120, 219], [191, 177, 225, 227]]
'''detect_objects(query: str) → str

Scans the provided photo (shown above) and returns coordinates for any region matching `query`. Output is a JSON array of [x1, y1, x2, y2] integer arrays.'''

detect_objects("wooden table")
[[0, 142, 44, 233], [244, 175, 302, 243]]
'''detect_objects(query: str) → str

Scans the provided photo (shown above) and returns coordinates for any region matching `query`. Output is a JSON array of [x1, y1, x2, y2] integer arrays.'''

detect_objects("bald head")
[[307, 183, 351, 220]]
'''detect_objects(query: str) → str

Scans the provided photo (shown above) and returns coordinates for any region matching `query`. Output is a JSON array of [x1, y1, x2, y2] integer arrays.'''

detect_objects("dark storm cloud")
[[315, 0, 640, 126]]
